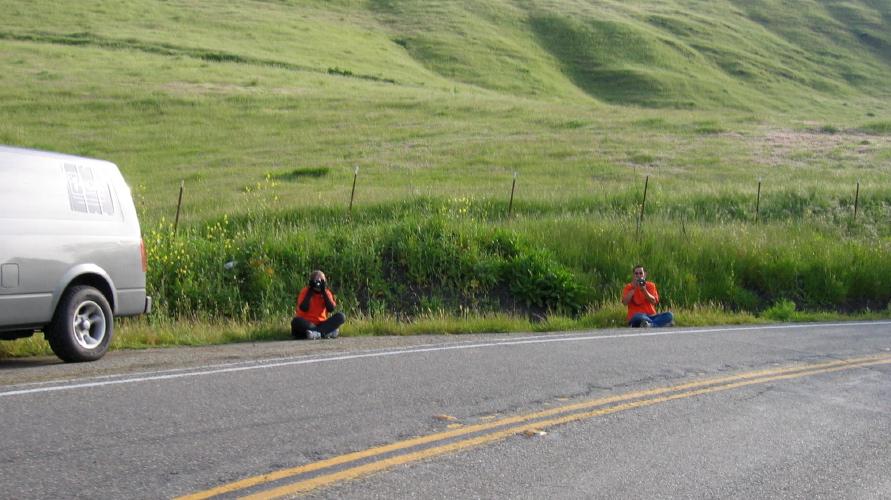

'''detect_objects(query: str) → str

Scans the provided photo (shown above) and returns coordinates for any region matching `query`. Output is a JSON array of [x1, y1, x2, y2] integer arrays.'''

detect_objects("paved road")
[[2, 322, 890, 499]]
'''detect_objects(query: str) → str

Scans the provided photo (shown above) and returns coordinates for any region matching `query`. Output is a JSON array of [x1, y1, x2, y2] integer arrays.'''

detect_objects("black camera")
[[309, 278, 324, 288], [636, 277, 646, 286]]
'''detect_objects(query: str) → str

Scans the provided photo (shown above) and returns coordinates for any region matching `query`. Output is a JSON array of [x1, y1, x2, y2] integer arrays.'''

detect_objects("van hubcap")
[[73, 301, 106, 349]]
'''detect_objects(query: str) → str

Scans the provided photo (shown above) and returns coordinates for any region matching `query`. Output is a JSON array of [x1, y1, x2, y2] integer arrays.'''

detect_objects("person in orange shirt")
[[291, 270, 346, 339], [621, 265, 674, 328]]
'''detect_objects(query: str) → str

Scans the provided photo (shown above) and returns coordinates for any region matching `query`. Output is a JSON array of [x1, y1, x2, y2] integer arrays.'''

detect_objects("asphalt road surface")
[[2, 321, 890, 500]]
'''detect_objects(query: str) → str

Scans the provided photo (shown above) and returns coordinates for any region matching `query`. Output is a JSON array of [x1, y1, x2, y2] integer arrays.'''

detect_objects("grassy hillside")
[[3, 0, 890, 107], [1, 0, 889, 219], [375, 0, 891, 108], [1, 0, 891, 354]]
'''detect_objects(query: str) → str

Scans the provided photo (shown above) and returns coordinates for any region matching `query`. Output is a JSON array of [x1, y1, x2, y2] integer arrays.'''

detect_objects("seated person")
[[622, 265, 674, 328], [291, 270, 346, 339]]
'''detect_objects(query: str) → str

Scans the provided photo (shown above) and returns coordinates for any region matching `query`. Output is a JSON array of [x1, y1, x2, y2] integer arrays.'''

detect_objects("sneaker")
[[322, 329, 340, 339], [666, 320, 675, 327], [642, 321, 654, 328], [306, 330, 321, 340]]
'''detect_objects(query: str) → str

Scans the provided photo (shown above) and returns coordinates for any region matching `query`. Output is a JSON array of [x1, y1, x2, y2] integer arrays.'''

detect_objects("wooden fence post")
[[349, 166, 359, 212], [637, 175, 649, 234], [174, 180, 184, 237], [854, 180, 860, 219], [755, 177, 762, 223], [508, 171, 517, 216]]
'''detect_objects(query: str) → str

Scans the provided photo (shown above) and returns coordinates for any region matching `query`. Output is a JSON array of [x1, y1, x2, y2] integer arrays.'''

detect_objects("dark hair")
[[633, 265, 645, 273]]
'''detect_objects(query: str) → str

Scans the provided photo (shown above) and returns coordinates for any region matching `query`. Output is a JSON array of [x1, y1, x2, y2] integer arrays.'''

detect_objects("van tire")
[[45, 286, 113, 363]]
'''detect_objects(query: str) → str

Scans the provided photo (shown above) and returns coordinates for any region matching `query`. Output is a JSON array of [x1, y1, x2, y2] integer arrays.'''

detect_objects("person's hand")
[[319, 280, 327, 291]]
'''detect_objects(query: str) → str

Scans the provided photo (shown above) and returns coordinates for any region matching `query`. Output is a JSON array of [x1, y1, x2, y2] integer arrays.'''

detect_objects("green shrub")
[[760, 299, 798, 321], [505, 249, 583, 315], [272, 167, 331, 180]]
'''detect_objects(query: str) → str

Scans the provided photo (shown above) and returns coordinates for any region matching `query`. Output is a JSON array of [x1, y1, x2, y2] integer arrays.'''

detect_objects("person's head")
[[632, 266, 647, 285], [309, 270, 326, 289]]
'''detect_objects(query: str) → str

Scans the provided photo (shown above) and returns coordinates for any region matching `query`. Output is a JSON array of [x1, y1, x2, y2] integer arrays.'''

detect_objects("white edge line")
[[2, 321, 888, 397]]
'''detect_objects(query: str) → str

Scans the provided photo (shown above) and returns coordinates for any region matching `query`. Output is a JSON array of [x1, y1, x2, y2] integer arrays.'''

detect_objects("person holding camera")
[[622, 265, 674, 328], [291, 270, 346, 339]]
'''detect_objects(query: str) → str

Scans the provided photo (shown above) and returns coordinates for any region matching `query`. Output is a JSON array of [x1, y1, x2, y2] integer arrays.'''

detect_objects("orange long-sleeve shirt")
[[295, 287, 336, 324]]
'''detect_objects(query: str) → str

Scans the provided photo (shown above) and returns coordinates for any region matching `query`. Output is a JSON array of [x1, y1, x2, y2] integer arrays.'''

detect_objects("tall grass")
[[139, 194, 891, 325], [5, 191, 891, 357]]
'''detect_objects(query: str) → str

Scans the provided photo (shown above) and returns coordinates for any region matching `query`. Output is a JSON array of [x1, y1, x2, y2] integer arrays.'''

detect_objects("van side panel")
[[0, 294, 53, 328]]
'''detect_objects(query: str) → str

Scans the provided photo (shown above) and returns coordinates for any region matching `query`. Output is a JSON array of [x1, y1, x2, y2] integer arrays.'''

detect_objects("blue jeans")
[[629, 312, 674, 328]]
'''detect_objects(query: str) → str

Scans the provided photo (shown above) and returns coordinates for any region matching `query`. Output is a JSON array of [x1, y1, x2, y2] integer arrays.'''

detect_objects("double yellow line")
[[174, 354, 891, 500]]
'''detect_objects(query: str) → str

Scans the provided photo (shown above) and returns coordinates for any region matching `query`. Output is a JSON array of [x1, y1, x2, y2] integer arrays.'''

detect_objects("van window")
[[64, 163, 116, 216], [0, 161, 123, 221]]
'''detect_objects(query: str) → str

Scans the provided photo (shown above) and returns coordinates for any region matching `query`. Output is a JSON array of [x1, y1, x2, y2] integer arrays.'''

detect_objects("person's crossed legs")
[[291, 313, 346, 339], [629, 311, 674, 328]]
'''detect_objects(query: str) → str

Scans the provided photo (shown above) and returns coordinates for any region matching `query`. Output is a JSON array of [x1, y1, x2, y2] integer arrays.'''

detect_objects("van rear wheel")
[[45, 286, 113, 363]]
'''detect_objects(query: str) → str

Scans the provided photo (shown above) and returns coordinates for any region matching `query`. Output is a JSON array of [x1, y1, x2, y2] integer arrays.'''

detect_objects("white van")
[[0, 146, 151, 362]]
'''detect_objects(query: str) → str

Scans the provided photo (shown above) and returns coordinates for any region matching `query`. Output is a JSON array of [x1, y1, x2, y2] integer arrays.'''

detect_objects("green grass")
[[1, 0, 891, 357]]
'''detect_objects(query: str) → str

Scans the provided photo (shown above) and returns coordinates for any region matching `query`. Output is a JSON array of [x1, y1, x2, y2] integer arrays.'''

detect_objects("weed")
[[328, 67, 354, 77], [760, 299, 798, 322]]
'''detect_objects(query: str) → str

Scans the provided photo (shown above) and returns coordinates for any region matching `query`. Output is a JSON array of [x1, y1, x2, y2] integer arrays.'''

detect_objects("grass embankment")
[[1, 0, 890, 357], [9, 196, 891, 357]]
